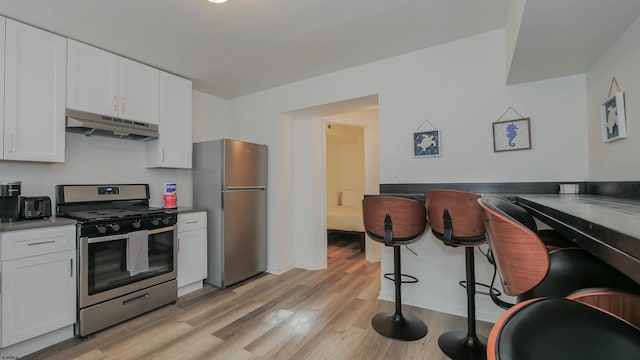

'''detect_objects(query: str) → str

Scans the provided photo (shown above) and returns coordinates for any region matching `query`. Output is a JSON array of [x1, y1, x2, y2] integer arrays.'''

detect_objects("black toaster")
[[20, 196, 52, 219]]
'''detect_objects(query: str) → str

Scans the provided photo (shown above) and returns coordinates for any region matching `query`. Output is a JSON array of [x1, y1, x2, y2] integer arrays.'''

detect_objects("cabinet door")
[[177, 228, 207, 287], [66, 39, 119, 117], [146, 72, 192, 168], [118, 57, 159, 124], [1, 250, 76, 347], [0, 17, 5, 157], [4, 19, 66, 162]]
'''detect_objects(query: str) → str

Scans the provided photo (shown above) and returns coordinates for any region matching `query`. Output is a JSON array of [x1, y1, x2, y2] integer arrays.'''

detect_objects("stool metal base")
[[438, 331, 487, 360], [371, 312, 428, 341]]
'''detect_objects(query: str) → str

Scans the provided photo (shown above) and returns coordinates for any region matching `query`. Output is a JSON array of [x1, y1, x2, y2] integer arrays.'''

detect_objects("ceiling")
[[0, 1, 638, 99]]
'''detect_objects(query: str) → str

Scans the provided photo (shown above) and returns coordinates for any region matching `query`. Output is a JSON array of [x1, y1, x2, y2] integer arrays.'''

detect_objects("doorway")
[[325, 123, 366, 256], [283, 98, 380, 270]]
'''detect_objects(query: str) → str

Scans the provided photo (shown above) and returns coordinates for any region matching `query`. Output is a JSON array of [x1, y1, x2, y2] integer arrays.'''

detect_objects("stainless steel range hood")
[[65, 109, 159, 141]]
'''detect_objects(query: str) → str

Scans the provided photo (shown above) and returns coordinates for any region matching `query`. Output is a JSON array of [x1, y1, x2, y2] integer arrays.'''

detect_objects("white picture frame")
[[413, 130, 440, 157], [601, 91, 627, 142]]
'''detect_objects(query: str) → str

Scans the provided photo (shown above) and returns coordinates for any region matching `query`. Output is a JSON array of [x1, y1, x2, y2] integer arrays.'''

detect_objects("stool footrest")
[[384, 272, 419, 284], [458, 280, 500, 297]]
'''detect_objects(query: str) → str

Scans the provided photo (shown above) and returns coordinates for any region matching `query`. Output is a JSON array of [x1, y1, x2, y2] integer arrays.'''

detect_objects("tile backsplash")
[[0, 132, 193, 209]]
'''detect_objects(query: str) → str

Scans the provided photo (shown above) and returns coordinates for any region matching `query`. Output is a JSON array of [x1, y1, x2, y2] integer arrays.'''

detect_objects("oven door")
[[79, 226, 177, 308]]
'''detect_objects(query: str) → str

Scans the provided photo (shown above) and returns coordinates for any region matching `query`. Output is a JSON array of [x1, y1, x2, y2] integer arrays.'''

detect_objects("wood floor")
[[25, 235, 493, 360]]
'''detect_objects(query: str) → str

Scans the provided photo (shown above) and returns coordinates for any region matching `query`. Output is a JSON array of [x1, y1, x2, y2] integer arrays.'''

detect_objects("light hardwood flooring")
[[25, 235, 493, 360]]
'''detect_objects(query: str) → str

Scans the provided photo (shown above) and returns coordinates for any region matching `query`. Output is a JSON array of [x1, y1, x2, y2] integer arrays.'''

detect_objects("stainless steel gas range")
[[56, 184, 177, 337]]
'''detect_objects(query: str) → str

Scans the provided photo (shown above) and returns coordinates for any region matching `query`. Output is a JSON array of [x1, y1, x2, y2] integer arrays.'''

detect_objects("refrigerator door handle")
[[225, 186, 266, 191]]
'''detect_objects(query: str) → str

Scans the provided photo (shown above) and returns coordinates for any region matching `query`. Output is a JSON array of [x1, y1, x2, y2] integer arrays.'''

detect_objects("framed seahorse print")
[[492, 117, 531, 152]]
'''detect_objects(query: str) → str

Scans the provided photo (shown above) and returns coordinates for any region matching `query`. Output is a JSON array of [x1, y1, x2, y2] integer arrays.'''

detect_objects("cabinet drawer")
[[177, 212, 207, 232], [1, 225, 76, 261]]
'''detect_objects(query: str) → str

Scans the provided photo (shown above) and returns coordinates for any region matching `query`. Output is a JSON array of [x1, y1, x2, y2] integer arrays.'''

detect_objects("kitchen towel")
[[127, 230, 149, 276]]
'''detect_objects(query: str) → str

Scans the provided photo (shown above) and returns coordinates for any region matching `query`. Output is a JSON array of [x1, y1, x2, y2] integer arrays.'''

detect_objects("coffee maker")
[[0, 181, 21, 222]]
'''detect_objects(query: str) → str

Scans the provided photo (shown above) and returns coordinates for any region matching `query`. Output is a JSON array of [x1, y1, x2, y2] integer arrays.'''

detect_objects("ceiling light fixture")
[[209, 0, 228, 3]]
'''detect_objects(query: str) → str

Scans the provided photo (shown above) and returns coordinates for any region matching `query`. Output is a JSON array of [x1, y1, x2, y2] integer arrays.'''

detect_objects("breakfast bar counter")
[[516, 194, 640, 284]]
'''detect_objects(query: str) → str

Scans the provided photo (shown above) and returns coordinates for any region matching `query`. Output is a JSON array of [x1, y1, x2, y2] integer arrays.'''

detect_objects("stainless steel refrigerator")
[[193, 139, 268, 288]]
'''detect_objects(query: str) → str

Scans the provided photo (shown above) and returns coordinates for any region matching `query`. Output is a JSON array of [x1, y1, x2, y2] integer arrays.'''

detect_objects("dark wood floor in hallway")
[[24, 235, 493, 359]]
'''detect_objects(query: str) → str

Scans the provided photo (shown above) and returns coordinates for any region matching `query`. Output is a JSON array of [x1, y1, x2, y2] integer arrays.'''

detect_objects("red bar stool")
[[426, 190, 488, 360], [362, 196, 428, 341]]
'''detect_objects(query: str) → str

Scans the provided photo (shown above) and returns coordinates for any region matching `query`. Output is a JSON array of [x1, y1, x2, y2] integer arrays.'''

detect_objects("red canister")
[[163, 182, 177, 208]]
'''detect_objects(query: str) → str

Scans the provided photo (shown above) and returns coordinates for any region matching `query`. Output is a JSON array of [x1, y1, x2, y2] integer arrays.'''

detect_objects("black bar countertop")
[[516, 194, 640, 283]]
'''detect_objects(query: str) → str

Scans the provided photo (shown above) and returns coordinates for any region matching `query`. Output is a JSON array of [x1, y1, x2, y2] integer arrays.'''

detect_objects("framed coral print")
[[601, 92, 626, 142], [493, 118, 531, 152], [413, 130, 440, 157]]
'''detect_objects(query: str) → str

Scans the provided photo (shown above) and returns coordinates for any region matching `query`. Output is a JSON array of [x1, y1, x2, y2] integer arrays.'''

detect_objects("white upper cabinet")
[[3, 19, 67, 162], [67, 39, 159, 125], [118, 57, 159, 124], [67, 39, 119, 117], [146, 71, 192, 168], [0, 16, 5, 156]]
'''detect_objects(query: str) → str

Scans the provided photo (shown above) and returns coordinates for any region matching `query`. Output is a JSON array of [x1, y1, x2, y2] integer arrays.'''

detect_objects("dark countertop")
[[173, 207, 207, 215], [516, 194, 640, 283], [0, 216, 77, 233], [517, 194, 640, 242]]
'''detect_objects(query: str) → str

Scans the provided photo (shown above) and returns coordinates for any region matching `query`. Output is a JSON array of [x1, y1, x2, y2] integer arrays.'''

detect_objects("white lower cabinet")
[[0, 225, 76, 348], [177, 212, 207, 296]]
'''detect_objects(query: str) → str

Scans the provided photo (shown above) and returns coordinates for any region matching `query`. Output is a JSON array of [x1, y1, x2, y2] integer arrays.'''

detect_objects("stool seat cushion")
[[494, 298, 640, 360], [519, 248, 640, 301]]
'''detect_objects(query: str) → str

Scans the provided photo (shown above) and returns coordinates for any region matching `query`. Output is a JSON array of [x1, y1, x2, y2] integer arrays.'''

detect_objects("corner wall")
[[587, 16, 640, 180]]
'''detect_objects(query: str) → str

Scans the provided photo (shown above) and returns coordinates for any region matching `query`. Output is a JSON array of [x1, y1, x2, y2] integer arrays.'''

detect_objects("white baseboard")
[[178, 280, 204, 297], [378, 289, 503, 324], [267, 263, 294, 275]]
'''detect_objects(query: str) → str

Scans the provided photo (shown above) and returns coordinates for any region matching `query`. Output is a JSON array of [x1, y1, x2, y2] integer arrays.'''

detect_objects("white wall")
[[292, 117, 327, 270], [192, 90, 231, 143], [587, 16, 640, 180], [228, 28, 588, 322]]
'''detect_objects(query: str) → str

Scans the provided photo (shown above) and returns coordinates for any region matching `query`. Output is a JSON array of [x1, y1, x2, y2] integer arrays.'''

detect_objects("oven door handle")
[[85, 234, 129, 244], [148, 226, 174, 235], [84, 226, 174, 244]]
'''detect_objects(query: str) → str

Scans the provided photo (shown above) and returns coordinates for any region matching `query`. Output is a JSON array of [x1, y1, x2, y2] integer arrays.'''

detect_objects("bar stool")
[[487, 297, 640, 360], [482, 196, 573, 251], [478, 195, 639, 303], [426, 190, 488, 360], [362, 196, 428, 341]]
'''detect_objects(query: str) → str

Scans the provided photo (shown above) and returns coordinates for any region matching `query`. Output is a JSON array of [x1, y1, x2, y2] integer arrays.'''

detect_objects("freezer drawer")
[[223, 139, 268, 189]]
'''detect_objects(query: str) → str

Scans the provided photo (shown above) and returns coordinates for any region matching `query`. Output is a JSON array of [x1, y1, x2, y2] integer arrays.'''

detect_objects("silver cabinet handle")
[[123, 293, 149, 305], [162, 148, 165, 162], [113, 96, 118, 111], [185, 220, 199, 224], [121, 96, 126, 113], [8, 134, 14, 152], [28, 240, 55, 246], [70, 258, 73, 277]]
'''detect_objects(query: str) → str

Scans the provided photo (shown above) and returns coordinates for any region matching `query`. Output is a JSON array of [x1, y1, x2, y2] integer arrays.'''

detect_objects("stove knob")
[[151, 219, 159, 226], [132, 221, 141, 229], [97, 225, 107, 234], [162, 218, 170, 225], [111, 224, 120, 231]]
